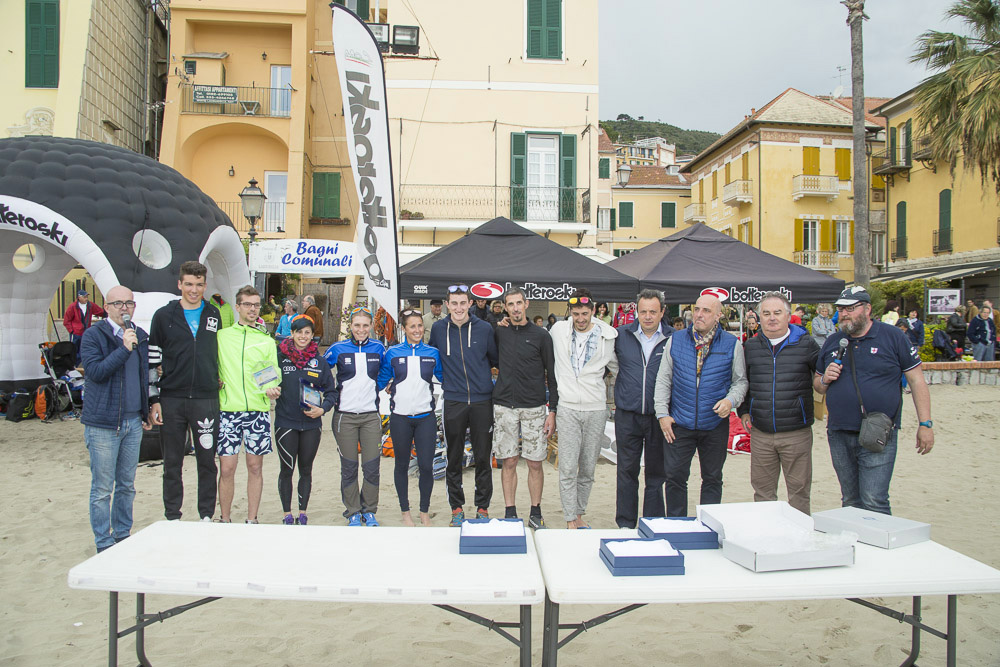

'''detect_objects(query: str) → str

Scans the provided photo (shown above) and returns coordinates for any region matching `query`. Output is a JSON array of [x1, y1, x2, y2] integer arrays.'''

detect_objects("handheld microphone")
[[834, 338, 848, 365], [122, 313, 137, 351]]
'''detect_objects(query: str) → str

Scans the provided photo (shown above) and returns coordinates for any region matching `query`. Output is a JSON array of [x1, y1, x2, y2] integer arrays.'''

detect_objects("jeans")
[[86, 416, 143, 551], [973, 342, 993, 361], [827, 428, 898, 515], [614, 410, 666, 528]]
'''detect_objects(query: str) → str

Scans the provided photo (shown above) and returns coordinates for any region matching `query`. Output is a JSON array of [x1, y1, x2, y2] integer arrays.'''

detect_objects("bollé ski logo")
[[701, 287, 730, 302], [470, 282, 505, 299]]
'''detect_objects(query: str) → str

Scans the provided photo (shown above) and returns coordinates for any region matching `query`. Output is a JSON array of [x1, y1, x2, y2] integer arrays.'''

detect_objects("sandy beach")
[[1, 383, 998, 666]]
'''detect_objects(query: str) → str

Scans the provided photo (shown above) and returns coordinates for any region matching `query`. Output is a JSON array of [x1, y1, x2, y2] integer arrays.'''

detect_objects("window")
[[724, 163, 731, 185], [598, 157, 610, 179], [526, 0, 562, 60], [939, 189, 951, 231], [183, 60, 196, 75], [312, 172, 341, 218], [742, 152, 749, 180], [711, 171, 718, 199], [618, 201, 633, 228], [660, 202, 676, 228], [795, 219, 819, 252], [835, 220, 853, 254], [264, 172, 288, 232], [270, 65, 291, 117], [597, 207, 612, 231], [25, 0, 59, 88], [510, 131, 575, 221], [871, 232, 885, 265], [802, 146, 820, 176], [698, 179, 704, 203], [738, 222, 753, 245], [835, 148, 851, 181], [332, 0, 370, 20], [613, 248, 634, 257]]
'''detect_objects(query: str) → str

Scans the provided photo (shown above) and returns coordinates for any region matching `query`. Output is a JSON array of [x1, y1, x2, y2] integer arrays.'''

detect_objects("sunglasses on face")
[[447, 284, 470, 294], [107, 300, 136, 308], [568, 297, 592, 305]]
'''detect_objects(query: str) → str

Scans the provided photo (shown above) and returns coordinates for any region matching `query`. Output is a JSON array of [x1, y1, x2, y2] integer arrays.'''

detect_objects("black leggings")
[[390, 413, 437, 513], [276, 427, 321, 513]]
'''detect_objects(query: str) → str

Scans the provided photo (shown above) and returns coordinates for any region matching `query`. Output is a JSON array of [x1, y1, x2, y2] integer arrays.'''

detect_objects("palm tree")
[[844, 0, 871, 287], [911, 0, 1000, 190]]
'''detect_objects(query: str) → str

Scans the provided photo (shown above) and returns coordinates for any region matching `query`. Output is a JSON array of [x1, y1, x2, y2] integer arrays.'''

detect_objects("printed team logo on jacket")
[[197, 418, 215, 449], [206, 316, 219, 332], [308, 358, 318, 368], [470, 282, 505, 299]]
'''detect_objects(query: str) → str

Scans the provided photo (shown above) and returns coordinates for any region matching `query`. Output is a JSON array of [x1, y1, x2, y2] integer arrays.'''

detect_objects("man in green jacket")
[[217, 285, 281, 523]]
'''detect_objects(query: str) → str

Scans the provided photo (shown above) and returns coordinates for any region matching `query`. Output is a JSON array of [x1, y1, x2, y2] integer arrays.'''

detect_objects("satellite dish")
[[833, 85, 845, 98]]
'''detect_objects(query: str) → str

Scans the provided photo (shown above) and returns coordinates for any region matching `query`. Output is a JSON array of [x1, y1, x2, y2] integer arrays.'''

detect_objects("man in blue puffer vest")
[[80, 285, 156, 553], [654, 293, 747, 517]]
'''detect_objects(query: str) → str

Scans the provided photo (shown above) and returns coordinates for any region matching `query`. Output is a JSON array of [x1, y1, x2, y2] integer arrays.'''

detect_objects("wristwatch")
[[919, 420, 933, 428]]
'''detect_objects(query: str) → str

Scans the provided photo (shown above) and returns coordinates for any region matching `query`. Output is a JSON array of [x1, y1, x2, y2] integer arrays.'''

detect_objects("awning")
[[872, 261, 1000, 283]]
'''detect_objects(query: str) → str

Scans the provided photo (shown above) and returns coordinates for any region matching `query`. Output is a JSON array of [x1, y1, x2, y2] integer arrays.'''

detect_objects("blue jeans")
[[86, 416, 143, 551], [827, 428, 897, 515], [973, 342, 993, 361]]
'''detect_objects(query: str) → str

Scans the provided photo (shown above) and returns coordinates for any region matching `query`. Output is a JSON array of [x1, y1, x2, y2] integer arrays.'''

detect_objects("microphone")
[[834, 338, 848, 365], [122, 313, 137, 351]]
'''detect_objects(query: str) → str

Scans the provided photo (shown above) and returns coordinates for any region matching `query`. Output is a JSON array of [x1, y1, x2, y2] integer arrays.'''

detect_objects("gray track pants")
[[334, 411, 382, 517], [556, 407, 606, 522]]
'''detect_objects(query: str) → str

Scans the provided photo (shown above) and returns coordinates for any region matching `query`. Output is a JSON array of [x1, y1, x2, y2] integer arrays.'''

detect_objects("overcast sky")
[[599, 0, 959, 134]]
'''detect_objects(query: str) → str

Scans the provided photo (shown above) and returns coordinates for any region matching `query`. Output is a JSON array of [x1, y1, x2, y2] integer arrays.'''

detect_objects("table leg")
[[541, 593, 560, 667], [946, 595, 957, 667], [519, 604, 531, 667], [900, 596, 921, 667], [108, 592, 118, 667], [136, 593, 152, 667]]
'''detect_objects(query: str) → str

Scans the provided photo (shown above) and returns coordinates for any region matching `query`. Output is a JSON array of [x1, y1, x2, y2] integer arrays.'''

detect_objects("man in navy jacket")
[[613, 289, 672, 528], [429, 286, 498, 525], [80, 285, 155, 553]]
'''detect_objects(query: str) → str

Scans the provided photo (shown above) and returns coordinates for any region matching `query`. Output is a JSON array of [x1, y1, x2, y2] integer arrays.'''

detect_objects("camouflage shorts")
[[493, 404, 548, 461]]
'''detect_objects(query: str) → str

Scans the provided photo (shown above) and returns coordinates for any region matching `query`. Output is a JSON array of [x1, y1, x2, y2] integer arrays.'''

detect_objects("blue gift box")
[[599, 538, 685, 576], [459, 518, 527, 554], [637, 517, 720, 550]]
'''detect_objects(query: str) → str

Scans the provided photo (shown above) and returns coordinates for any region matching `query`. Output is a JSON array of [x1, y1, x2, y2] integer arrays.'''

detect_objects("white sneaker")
[[200, 516, 212, 522]]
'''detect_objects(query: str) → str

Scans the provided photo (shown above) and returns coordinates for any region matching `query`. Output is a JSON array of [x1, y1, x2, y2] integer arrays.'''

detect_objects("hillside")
[[600, 116, 721, 156]]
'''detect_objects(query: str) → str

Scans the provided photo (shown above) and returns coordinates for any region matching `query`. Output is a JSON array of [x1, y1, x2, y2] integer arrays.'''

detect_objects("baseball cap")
[[77, 289, 89, 296], [834, 286, 871, 307]]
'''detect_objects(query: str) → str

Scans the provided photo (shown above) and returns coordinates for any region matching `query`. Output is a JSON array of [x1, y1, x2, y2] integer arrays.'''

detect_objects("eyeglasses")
[[107, 300, 136, 308], [836, 303, 864, 313], [568, 297, 592, 305], [400, 309, 422, 318], [447, 284, 470, 294], [239, 302, 262, 309]]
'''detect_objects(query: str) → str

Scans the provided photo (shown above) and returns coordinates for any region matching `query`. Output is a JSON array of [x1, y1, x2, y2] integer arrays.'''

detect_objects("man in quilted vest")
[[653, 293, 747, 517]]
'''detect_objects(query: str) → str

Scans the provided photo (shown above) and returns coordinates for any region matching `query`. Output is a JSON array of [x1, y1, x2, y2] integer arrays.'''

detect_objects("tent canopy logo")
[[470, 282, 504, 299], [701, 287, 730, 302]]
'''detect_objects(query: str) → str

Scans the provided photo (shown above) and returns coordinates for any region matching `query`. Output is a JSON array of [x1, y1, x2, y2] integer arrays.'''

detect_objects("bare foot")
[[567, 520, 577, 529], [419, 511, 432, 526], [401, 511, 415, 527], [575, 515, 589, 529]]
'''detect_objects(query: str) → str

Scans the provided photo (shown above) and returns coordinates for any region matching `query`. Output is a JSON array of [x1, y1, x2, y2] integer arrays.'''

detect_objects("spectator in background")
[[596, 302, 612, 325], [65, 289, 106, 365], [811, 304, 836, 348], [742, 310, 760, 342], [881, 300, 900, 326], [422, 300, 444, 343], [906, 309, 925, 349], [965, 299, 979, 323], [790, 306, 806, 326], [968, 306, 996, 361], [301, 294, 324, 343], [533, 315, 545, 326], [275, 299, 297, 341], [947, 305, 968, 352], [472, 298, 491, 322], [672, 317, 686, 331], [546, 314, 558, 330], [489, 300, 507, 330]]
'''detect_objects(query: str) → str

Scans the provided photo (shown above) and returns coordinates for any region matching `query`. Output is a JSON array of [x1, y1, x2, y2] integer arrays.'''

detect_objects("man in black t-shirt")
[[814, 287, 934, 515]]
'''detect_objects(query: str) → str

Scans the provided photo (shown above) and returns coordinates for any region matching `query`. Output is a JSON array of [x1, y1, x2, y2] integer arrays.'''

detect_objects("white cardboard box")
[[697, 501, 855, 572], [812, 507, 931, 549]]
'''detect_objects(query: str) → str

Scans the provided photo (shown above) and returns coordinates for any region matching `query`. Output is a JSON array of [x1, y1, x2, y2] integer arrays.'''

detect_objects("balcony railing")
[[933, 228, 953, 254], [872, 147, 911, 175], [683, 202, 706, 223], [397, 185, 586, 223], [912, 135, 934, 161], [215, 201, 290, 234], [181, 84, 292, 118], [721, 179, 753, 206], [793, 250, 840, 271], [891, 236, 907, 260], [791, 174, 840, 202]]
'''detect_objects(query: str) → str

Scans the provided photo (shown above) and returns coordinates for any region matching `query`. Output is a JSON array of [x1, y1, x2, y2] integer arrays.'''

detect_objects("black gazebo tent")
[[399, 217, 639, 301], [606, 224, 845, 304]]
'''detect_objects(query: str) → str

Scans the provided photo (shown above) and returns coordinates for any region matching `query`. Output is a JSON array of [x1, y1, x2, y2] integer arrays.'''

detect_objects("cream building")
[[614, 136, 676, 168], [871, 87, 1000, 304], [679, 88, 887, 285], [603, 165, 690, 257]]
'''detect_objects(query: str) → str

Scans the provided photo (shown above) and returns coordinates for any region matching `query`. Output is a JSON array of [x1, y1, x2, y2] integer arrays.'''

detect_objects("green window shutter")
[[26, 0, 59, 88], [510, 133, 527, 221], [526, 0, 544, 58], [312, 172, 326, 217], [904, 119, 913, 164], [939, 189, 951, 231], [356, 0, 370, 20], [896, 201, 907, 238], [599, 157, 609, 179], [559, 133, 576, 221], [312, 173, 340, 218], [890, 127, 897, 163], [660, 202, 675, 228], [618, 201, 633, 228], [609, 208, 616, 231], [544, 0, 562, 59]]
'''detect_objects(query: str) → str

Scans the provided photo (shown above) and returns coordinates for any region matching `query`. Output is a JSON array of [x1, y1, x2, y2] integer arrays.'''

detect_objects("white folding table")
[[535, 529, 1000, 667], [68, 521, 543, 666]]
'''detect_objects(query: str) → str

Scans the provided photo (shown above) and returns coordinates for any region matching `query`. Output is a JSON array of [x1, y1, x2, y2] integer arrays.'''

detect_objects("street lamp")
[[239, 177, 267, 243], [617, 162, 632, 187]]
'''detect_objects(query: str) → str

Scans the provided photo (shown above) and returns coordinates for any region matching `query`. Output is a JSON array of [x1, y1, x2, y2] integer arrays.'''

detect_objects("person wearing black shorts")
[[275, 317, 335, 525]]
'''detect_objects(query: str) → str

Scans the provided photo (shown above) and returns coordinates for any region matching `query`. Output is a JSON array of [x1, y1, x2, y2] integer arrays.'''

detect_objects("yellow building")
[[679, 88, 887, 285], [614, 137, 676, 168], [159, 0, 603, 313], [871, 87, 1000, 303], [602, 165, 691, 257]]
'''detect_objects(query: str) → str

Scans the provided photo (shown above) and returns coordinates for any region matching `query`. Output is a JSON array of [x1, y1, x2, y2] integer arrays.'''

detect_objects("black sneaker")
[[528, 514, 546, 530]]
